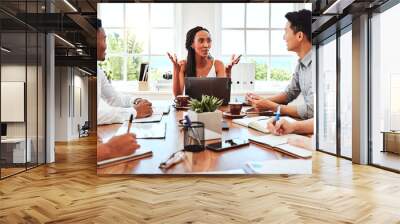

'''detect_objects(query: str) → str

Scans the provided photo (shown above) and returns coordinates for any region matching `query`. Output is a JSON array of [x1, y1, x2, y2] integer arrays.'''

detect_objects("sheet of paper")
[[249, 134, 290, 147], [116, 122, 166, 139], [246, 159, 312, 174], [232, 116, 269, 127], [153, 105, 170, 115], [277, 143, 312, 159], [133, 114, 163, 123], [97, 148, 153, 167], [248, 119, 270, 134]]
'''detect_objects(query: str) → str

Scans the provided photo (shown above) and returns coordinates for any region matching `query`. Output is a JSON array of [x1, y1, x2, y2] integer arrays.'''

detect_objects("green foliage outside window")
[[250, 59, 292, 81], [270, 68, 292, 81], [98, 31, 144, 81]]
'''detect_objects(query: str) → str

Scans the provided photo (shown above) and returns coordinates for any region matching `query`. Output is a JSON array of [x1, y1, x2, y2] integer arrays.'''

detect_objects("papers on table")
[[232, 116, 298, 134], [97, 148, 153, 167], [116, 122, 166, 139], [245, 159, 312, 174], [133, 114, 163, 123], [249, 134, 312, 159], [153, 105, 171, 115]]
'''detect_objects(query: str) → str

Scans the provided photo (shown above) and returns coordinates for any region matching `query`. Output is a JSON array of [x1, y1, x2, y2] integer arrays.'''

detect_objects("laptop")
[[184, 77, 231, 105]]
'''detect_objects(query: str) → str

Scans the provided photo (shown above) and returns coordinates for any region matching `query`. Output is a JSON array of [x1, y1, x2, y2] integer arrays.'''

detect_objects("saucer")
[[173, 104, 190, 110], [223, 111, 246, 118]]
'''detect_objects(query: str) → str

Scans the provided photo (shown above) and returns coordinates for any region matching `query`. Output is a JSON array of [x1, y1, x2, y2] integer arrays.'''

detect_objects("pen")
[[275, 105, 281, 124], [127, 114, 134, 134], [184, 115, 202, 145]]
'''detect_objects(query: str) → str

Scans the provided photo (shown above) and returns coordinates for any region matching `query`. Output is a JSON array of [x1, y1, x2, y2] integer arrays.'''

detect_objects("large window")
[[220, 3, 300, 83], [0, 1, 46, 179], [339, 28, 352, 158], [97, 3, 311, 92], [370, 3, 400, 171], [98, 3, 176, 81], [317, 36, 337, 155]]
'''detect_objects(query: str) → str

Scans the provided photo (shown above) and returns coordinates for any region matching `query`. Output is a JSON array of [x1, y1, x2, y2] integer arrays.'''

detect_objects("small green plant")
[[189, 95, 223, 113]]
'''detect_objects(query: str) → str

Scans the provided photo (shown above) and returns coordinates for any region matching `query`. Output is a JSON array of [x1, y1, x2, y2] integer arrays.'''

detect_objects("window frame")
[[98, 3, 177, 82]]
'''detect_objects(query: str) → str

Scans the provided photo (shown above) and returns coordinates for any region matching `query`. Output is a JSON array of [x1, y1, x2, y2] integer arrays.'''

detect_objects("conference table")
[[97, 105, 311, 175]]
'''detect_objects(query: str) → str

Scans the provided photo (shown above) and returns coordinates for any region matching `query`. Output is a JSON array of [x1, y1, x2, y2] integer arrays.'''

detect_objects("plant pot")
[[187, 110, 222, 140]]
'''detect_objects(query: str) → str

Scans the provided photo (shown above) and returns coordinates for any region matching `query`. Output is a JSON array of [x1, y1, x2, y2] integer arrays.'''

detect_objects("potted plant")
[[187, 95, 223, 140]]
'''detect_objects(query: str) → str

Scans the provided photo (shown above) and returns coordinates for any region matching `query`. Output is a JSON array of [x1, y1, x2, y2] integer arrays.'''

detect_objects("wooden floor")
[[373, 150, 400, 171], [1, 136, 400, 223]]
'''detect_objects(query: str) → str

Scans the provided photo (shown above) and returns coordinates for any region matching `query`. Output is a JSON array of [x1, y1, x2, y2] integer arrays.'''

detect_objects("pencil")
[[127, 114, 134, 134]]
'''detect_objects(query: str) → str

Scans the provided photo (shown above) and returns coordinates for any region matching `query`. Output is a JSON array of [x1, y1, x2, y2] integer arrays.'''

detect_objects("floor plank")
[[0, 136, 400, 223]]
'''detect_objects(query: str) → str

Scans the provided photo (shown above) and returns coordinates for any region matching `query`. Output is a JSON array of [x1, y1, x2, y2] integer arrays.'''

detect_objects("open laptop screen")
[[184, 77, 231, 105]]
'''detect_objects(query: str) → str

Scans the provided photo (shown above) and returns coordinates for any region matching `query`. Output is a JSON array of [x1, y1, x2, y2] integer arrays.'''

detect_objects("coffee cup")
[[174, 95, 190, 107], [229, 102, 243, 115]]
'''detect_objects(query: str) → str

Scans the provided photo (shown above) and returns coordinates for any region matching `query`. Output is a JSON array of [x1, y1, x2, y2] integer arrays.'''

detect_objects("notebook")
[[97, 148, 153, 168], [153, 105, 171, 115], [249, 134, 312, 159], [133, 114, 163, 123], [232, 116, 297, 134], [116, 122, 167, 139], [245, 159, 312, 174]]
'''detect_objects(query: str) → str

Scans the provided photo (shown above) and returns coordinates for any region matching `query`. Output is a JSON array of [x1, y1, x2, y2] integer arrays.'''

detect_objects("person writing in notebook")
[[267, 118, 314, 150], [167, 26, 241, 96], [267, 118, 314, 135], [246, 9, 313, 120], [97, 19, 153, 125], [97, 133, 140, 161]]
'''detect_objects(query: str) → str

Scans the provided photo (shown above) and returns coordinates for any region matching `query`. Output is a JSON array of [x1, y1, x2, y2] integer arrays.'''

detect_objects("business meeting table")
[[97, 104, 311, 175]]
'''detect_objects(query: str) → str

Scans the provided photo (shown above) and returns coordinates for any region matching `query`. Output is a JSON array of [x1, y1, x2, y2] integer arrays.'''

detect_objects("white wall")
[[178, 3, 219, 59], [54, 67, 89, 141]]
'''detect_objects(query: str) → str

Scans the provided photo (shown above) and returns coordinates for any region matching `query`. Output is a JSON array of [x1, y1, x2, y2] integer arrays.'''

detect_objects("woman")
[[167, 26, 240, 96]]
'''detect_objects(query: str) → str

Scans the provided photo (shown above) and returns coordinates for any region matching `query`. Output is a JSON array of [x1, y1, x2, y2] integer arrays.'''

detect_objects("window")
[[220, 3, 300, 84], [370, 3, 400, 171], [98, 3, 176, 81], [317, 37, 337, 155], [339, 29, 352, 158]]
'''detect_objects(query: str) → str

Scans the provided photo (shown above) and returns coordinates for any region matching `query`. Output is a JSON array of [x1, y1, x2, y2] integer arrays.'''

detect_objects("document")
[[97, 148, 153, 167], [233, 116, 298, 134], [133, 114, 163, 123], [116, 122, 167, 139], [249, 134, 312, 159]]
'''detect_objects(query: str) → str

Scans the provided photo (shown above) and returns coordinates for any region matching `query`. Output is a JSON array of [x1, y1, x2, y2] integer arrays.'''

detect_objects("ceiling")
[[1, 0, 394, 72]]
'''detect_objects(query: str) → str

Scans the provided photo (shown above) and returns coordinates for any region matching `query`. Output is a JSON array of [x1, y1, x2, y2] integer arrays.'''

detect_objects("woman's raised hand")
[[225, 54, 242, 77], [167, 52, 181, 71]]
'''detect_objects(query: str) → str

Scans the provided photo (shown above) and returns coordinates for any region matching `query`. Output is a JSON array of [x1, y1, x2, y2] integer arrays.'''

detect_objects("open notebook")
[[249, 134, 312, 159], [97, 148, 153, 168], [132, 114, 163, 123], [115, 122, 166, 139], [153, 105, 171, 115], [232, 116, 297, 134]]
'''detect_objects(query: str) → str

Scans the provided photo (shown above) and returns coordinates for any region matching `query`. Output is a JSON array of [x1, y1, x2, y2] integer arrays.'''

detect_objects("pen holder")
[[138, 81, 149, 91], [183, 121, 205, 152]]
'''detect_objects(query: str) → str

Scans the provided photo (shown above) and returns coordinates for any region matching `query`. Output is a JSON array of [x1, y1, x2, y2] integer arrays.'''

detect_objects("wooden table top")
[[97, 106, 303, 174]]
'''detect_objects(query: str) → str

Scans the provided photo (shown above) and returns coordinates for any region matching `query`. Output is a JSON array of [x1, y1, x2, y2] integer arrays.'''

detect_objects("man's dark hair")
[[285, 9, 312, 42], [90, 18, 102, 31]]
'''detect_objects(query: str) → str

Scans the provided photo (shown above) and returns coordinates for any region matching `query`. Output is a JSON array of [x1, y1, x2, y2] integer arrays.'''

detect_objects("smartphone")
[[206, 138, 249, 152]]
